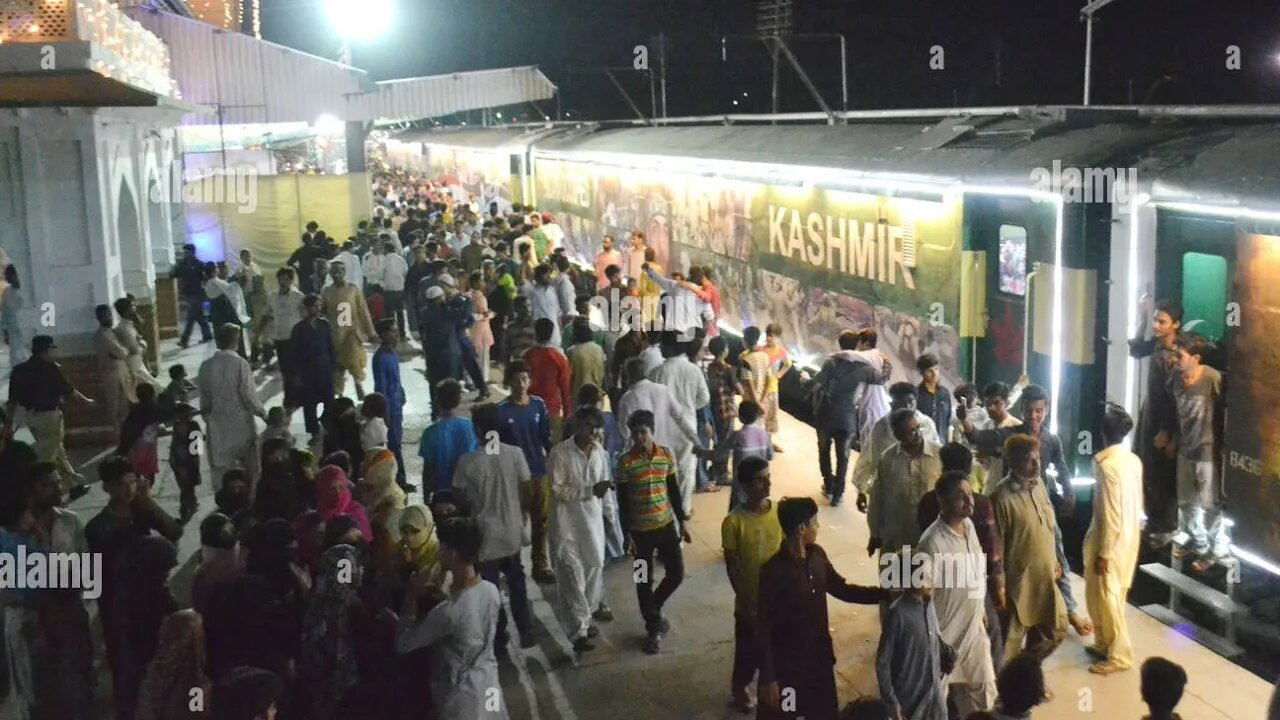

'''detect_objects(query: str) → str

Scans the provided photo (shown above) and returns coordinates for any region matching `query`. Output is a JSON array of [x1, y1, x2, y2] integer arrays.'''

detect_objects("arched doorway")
[[117, 178, 148, 301]]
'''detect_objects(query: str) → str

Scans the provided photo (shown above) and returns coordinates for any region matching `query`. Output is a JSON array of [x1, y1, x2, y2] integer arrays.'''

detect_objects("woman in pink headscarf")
[[313, 465, 373, 543]]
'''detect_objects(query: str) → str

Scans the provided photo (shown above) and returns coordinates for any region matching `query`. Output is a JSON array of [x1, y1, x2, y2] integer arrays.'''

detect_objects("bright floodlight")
[[325, 0, 393, 41], [314, 114, 345, 136]]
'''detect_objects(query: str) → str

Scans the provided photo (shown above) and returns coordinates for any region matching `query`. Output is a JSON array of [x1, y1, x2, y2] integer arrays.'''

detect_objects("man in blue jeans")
[[174, 244, 212, 347]]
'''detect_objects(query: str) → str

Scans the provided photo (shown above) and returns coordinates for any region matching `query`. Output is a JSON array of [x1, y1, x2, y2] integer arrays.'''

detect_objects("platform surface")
[[7, 338, 1275, 719]]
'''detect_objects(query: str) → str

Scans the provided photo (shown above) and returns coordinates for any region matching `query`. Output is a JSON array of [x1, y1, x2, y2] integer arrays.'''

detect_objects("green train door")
[[1152, 211, 1236, 371]]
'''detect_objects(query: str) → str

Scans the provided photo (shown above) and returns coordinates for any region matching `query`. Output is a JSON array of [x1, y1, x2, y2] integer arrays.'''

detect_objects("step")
[[1139, 604, 1243, 658], [1138, 562, 1237, 615]]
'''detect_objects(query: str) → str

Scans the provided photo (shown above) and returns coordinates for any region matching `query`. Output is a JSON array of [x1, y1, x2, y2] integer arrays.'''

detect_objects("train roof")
[[402, 106, 1280, 211]]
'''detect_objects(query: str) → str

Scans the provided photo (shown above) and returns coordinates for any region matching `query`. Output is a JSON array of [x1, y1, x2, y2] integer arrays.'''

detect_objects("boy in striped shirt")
[[617, 409, 692, 654]]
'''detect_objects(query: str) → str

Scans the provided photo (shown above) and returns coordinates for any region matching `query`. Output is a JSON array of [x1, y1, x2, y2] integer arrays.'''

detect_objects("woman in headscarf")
[[256, 438, 304, 521], [314, 465, 373, 542], [300, 544, 364, 719], [107, 535, 179, 720], [191, 513, 243, 618], [136, 610, 212, 720], [396, 518, 505, 720], [399, 504, 445, 590], [357, 449, 406, 586]]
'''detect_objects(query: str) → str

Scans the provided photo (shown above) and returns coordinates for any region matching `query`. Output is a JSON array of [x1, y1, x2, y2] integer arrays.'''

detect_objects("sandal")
[[1069, 614, 1094, 636], [1089, 661, 1127, 675]]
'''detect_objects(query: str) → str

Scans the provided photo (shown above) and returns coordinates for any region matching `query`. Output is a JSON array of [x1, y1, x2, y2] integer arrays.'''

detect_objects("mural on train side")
[[532, 157, 966, 388], [1225, 231, 1280, 559], [424, 147, 514, 210]]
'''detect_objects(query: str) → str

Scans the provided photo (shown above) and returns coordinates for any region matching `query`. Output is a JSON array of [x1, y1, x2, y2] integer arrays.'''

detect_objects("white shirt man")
[[381, 249, 409, 293], [524, 278, 564, 347], [331, 247, 364, 290], [616, 376, 699, 452], [362, 247, 386, 289], [198, 334, 267, 491], [546, 433, 610, 646], [454, 438, 530, 564], [918, 486, 996, 717], [648, 349, 710, 516], [268, 281, 306, 344]]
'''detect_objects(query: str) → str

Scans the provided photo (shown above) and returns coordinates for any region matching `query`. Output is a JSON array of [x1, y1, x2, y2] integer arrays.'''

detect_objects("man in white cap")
[[420, 283, 466, 419]]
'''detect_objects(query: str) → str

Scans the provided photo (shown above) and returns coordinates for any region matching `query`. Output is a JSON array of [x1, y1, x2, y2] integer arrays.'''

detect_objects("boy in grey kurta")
[[876, 571, 949, 720], [988, 434, 1068, 666]]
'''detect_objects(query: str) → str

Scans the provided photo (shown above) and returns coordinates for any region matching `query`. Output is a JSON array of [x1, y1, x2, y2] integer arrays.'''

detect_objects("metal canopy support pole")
[[604, 68, 649, 124], [1083, 13, 1094, 105], [774, 37, 835, 124], [659, 33, 668, 119]]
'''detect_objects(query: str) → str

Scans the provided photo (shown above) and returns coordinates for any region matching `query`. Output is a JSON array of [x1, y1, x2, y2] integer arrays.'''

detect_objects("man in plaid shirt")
[[704, 336, 741, 487]]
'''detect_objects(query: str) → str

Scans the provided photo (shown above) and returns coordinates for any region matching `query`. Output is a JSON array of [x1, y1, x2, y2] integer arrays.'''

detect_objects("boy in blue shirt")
[[418, 379, 477, 501], [372, 318, 413, 492], [728, 400, 774, 511], [498, 359, 555, 584]]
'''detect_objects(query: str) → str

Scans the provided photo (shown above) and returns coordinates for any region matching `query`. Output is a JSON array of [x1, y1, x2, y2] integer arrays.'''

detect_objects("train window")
[[998, 224, 1028, 296], [1180, 252, 1228, 342]]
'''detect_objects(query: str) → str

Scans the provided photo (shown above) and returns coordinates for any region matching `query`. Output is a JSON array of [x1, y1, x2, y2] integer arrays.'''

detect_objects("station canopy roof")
[[124, 6, 558, 126]]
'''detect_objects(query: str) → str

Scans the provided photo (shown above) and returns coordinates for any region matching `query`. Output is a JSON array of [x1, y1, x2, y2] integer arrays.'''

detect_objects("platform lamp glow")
[[324, 0, 393, 64]]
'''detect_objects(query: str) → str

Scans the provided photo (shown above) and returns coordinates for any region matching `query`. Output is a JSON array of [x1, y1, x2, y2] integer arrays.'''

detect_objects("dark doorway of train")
[[1152, 211, 1235, 373], [961, 195, 1058, 400]]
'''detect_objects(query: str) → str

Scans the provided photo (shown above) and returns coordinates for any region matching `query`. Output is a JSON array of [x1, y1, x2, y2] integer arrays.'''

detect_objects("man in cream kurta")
[[113, 297, 161, 402], [93, 304, 130, 435], [988, 435, 1068, 666], [321, 261, 375, 398], [546, 411, 611, 649], [648, 335, 710, 517], [1083, 404, 1144, 674], [198, 325, 267, 492]]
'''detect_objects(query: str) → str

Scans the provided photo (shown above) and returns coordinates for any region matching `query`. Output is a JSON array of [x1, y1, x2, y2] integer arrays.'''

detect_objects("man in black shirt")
[[0, 408, 36, 482], [5, 335, 94, 497], [175, 244, 213, 347], [398, 208, 423, 246], [1129, 297, 1183, 546]]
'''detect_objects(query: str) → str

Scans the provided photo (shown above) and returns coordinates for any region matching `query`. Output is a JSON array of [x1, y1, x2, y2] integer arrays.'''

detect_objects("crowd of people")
[[0, 166, 1244, 720]]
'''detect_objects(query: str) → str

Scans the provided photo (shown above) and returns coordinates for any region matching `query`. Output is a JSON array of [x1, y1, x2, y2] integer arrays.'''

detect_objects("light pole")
[[324, 0, 393, 66], [1081, 0, 1121, 105]]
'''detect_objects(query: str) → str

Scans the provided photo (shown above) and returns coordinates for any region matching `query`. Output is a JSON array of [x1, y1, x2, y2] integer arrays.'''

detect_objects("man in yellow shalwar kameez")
[[1083, 403, 1144, 675], [321, 261, 375, 398]]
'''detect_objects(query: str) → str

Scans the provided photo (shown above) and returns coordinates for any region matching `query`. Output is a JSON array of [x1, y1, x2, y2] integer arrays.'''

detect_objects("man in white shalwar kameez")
[[648, 332, 710, 518], [616, 358, 700, 456], [546, 407, 612, 652], [1083, 403, 1144, 675], [198, 324, 267, 493], [112, 296, 162, 402], [93, 304, 130, 436], [917, 471, 997, 716]]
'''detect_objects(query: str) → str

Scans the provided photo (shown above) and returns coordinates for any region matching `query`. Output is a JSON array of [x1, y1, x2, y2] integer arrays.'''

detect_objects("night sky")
[[261, 0, 1280, 121]]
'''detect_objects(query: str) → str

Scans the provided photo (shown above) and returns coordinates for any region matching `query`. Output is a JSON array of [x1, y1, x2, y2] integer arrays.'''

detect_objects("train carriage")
[[402, 107, 1280, 650]]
